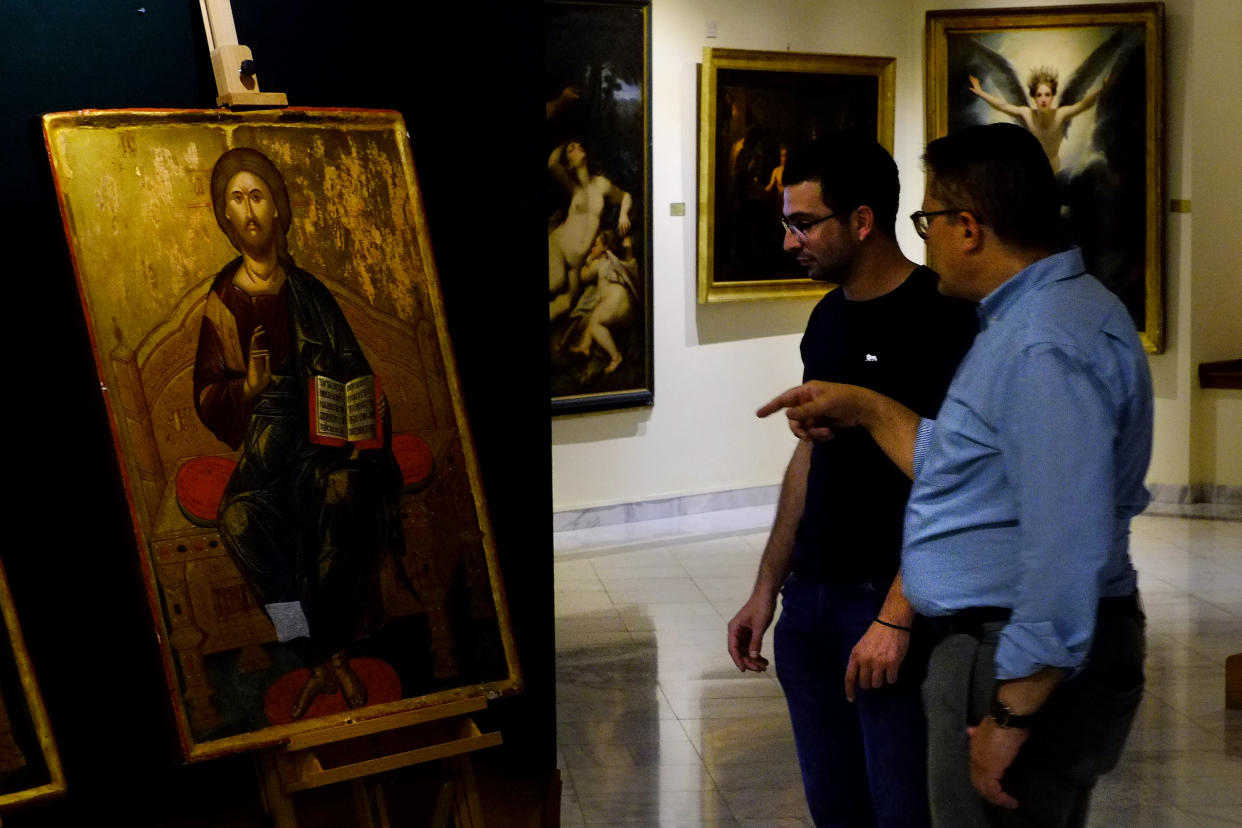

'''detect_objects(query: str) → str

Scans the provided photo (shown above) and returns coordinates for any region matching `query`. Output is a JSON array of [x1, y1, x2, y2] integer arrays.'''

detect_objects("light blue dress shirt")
[[903, 248, 1153, 680]]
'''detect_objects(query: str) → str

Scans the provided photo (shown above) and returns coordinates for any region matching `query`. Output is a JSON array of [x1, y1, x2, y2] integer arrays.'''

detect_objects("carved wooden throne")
[[109, 273, 483, 734]]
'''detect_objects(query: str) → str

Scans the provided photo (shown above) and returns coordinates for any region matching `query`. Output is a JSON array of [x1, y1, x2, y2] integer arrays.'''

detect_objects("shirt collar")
[[977, 247, 1086, 326]]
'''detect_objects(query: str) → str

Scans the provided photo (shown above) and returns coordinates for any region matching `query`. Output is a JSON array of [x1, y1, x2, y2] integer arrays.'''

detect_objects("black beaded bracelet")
[[874, 617, 912, 632]]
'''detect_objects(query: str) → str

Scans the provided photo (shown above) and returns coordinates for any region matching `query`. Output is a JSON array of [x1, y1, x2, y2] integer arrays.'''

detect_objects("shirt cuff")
[[995, 620, 1084, 680], [912, 417, 936, 478]]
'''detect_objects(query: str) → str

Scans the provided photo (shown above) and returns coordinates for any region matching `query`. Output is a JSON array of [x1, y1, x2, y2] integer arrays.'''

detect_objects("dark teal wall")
[[0, 2, 551, 823]]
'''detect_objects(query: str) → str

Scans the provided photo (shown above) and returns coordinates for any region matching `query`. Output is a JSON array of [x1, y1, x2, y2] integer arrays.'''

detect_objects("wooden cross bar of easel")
[[257, 696, 502, 828]]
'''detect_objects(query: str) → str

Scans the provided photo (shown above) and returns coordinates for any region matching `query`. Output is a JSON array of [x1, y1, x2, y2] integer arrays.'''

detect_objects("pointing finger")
[[757, 385, 811, 418]]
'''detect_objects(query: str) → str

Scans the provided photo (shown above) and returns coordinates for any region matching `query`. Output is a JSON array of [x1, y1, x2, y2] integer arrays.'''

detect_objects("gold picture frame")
[[926, 3, 1165, 352], [697, 48, 895, 303], [43, 109, 522, 761], [0, 558, 66, 811]]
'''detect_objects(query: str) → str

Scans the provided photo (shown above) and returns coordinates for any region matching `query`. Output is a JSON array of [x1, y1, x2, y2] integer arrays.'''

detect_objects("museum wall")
[[552, 0, 924, 510], [1187, 0, 1242, 488], [552, 0, 1242, 512], [0, 1, 553, 824]]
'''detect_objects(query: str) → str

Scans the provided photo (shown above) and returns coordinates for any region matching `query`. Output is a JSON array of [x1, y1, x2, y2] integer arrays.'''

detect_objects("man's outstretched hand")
[[757, 381, 873, 441]]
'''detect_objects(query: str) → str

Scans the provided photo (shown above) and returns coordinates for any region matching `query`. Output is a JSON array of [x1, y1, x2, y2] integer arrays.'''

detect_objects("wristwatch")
[[989, 696, 1037, 729]]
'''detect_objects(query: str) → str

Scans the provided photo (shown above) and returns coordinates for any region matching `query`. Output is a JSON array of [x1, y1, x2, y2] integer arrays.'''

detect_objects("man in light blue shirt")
[[758, 123, 1153, 826]]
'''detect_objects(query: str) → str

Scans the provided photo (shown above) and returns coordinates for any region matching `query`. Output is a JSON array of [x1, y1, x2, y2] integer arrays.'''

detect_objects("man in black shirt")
[[727, 135, 977, 826]]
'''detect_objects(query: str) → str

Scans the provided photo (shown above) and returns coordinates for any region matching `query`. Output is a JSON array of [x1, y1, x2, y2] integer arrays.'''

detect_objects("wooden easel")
[[198, 0, 288, 107], [257, 697, 502, 828], [197, 6, 501, 825]]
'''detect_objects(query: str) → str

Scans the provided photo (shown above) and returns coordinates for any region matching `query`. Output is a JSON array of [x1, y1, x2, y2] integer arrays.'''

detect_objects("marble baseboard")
[[554, 482, 1242, 531], [1145, 484, 1242, 521], [553, 485, 780, 532]]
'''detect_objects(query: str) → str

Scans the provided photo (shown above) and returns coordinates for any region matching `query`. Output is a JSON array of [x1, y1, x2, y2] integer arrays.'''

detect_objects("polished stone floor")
[[553, 508, 1242, 826]]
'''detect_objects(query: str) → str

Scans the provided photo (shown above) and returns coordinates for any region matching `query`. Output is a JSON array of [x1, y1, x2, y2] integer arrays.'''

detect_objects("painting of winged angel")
[[947, 26, 1149, 325]]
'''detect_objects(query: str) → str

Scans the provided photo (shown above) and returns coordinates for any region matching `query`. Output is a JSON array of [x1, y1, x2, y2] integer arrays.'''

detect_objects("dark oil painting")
[[545, 0, 653, 413]]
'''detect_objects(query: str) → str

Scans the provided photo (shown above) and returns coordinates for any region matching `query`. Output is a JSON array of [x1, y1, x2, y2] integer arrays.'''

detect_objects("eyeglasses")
[[909, 209, 965, 239], [780, 213, 836, 242]]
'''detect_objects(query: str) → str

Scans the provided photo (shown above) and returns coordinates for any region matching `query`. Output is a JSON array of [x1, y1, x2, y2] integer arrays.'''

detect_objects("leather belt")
[[932, 592, 1142, 639]]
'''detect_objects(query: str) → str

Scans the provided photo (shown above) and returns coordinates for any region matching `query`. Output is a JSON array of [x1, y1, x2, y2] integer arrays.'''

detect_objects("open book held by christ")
[[309, 375, 384, 449]]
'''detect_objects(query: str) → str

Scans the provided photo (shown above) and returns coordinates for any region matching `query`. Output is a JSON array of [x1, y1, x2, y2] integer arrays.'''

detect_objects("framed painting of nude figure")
[[927, 4, 1165, 352], [545, 0, 654, 414], [42, 109, 522, 761]]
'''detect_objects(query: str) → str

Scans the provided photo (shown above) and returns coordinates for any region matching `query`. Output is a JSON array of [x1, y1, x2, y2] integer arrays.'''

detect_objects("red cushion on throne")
[[391, 433, 434, 491], [175, 456, 238, 527], [174, 433, 432, 528]]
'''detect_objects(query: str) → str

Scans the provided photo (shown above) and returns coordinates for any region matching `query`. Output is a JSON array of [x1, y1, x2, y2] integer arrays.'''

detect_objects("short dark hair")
[[922, 123, 1061, 252], [783, 133, 899, 235]]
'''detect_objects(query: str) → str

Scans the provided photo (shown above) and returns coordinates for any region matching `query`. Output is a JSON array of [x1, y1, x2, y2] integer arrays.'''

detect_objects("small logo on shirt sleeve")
[[865, 354, 878, 362]]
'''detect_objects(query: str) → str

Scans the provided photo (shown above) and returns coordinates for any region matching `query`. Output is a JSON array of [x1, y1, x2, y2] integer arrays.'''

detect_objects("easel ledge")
[[258, 696, 501, 826]]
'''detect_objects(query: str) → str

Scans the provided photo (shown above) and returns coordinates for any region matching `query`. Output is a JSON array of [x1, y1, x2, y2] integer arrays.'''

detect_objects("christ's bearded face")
[[224, 170, 280, 255]]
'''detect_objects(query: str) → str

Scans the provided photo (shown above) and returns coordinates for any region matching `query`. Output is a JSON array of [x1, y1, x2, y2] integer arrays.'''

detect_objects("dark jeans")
[[774, 576, 932, 828], [922, 609, 1145, 827]]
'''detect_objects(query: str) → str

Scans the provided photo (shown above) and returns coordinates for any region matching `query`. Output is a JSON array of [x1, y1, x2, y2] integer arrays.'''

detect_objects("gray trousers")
[[922, 613, 1145, 827]]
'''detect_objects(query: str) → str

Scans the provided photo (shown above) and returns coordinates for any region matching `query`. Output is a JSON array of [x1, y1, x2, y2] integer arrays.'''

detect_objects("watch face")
[[990, 697, 1034, 728]]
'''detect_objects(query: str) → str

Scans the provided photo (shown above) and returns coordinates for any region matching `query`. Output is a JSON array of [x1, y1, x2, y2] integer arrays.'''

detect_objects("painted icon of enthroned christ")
[[193, 148, 403, 720]]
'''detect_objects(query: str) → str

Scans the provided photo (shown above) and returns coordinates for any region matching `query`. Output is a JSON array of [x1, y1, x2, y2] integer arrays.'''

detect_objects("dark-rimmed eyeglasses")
[[780, 213, 836, 242], [909, 209, 965, 239]]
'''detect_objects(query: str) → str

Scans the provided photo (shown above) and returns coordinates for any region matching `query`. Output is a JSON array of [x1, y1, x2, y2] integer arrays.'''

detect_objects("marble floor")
[[553, 508, 1242, 827]]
